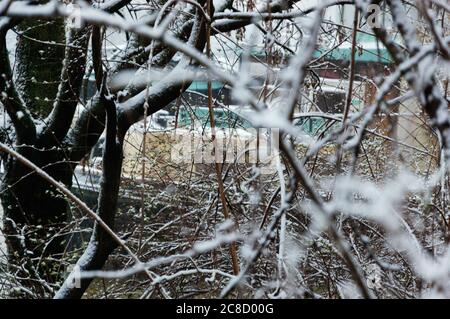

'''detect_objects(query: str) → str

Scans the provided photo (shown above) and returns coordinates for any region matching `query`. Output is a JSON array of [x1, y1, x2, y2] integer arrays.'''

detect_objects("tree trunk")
[[15, 14, 65, 117], [0, 3, 99, 296], [0, 146, 74, 296]]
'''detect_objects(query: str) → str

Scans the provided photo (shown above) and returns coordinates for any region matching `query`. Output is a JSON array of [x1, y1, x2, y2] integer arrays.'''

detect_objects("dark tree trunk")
[[0, 146, 74, 296], [55, 88, 123, 299], [15, 17, 65, 118], [0, 12, 88, 296]]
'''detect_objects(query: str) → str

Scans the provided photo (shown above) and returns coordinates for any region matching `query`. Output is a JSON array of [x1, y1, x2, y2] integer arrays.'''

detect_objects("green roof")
[[313, 32, 393, 64], [188, 81, 225, 91], [178, 107, 252, 129]]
